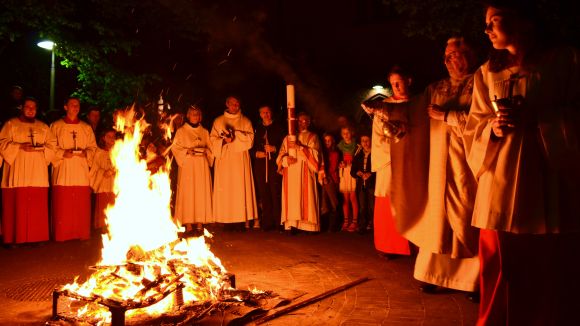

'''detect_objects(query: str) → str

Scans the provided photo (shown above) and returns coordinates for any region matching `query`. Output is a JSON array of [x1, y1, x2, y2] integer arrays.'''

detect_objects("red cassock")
[[373, 196, 410, 255]]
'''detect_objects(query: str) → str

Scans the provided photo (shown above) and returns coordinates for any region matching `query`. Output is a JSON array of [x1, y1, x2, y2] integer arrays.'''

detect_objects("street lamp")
[[37, 40, 55, 112]]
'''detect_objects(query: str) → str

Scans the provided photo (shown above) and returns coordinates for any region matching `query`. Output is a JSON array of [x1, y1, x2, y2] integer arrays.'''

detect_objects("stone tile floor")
[[0, 228, 478, 325]]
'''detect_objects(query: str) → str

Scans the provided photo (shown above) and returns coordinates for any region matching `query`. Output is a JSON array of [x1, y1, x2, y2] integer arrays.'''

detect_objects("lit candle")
[[286, 85, 295, 108]]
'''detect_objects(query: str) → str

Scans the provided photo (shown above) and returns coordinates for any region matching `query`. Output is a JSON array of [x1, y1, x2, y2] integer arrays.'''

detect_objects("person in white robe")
[[277, 112, 321, 232], [172, 106, 214, 233], [209, 96, 257, 226], [89, 128, 116, 232], [463, 4, 580, 324], [362, 66, 429, 257], [50, 97, 97, 241], [0, 97, 56, 244], [411, 37, 480, 298]]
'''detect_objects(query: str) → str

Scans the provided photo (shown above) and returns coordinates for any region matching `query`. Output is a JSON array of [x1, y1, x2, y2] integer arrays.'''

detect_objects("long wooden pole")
[[249, 276, 370, 325], [265, 129, 269, 183]]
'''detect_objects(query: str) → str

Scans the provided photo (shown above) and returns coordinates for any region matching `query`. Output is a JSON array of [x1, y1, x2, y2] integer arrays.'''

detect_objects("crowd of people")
[[0, 1, 578, 324]]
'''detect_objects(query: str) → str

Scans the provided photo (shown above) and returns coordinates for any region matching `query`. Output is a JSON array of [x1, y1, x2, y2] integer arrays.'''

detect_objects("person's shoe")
[[253, 220, 260, 229], [466, 291, 480, 303], [341, 222, 350, 231], [285, 228, 298, 236], [245, 221, 250, 229], [347, 222, 358, 232], [366, 223, 373, 231], [418, 282, 438, 294], [377, 252, 397, 260]]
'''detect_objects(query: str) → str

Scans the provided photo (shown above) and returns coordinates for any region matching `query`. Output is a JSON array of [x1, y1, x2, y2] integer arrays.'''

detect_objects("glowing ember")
[[60, 108, 230, 324]]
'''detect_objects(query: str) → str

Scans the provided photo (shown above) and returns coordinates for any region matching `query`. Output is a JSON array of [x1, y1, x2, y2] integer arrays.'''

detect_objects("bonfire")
[[52, 108, 238, 325]]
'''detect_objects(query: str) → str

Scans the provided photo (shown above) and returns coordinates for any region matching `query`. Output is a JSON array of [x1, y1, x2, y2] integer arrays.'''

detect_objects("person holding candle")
[[463, 1, 580, 324], [0, 97, 56, 246], [277, 111, 322, 233], [50, 96, 97, 241]]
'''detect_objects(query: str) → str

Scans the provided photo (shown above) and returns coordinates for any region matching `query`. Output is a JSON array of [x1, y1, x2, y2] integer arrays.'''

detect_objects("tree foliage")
[[0, 0, 207, 111]]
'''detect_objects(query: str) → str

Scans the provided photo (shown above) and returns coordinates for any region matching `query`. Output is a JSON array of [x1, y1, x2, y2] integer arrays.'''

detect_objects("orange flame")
[[61, 107, 229, 323]]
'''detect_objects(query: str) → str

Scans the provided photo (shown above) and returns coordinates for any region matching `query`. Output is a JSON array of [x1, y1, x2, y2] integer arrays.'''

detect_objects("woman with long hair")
[[463, 1, 580, 324]]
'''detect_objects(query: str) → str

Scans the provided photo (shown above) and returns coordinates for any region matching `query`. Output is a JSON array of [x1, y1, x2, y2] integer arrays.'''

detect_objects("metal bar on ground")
[[250, 276, 370, 325]]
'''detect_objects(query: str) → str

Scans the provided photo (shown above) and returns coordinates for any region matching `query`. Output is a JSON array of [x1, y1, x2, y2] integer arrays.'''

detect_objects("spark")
[[218, 60, 228, 66], [185, 74, 192, 81], [172, 63, 177, 71], [227, 49, 232, 57]]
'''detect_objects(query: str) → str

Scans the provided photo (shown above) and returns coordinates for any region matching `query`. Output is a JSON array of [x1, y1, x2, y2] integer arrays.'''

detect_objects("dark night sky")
[[0, 0, 451, 130]]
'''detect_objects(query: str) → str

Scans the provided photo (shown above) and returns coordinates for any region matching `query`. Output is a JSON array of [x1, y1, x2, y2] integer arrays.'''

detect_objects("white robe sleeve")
[[0, 120, 21, 165], [209, 120, 224, 159], [171, 128, 189, 167], [463, 66, 498, 179]]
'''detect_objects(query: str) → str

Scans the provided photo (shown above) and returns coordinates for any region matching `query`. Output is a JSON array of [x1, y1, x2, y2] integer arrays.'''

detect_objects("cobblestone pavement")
[[0, 229, 478, 325]]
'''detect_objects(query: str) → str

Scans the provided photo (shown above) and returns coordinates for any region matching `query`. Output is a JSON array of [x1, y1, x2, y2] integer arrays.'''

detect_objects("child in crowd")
[[89, 128, 117, 233], [337, 126, 359, 232], [350, 134, 375, 233], [319, 132, 340, 232], [171, 106, 213, 235]]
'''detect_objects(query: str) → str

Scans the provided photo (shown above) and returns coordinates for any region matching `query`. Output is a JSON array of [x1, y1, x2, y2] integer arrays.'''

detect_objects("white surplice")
[[210, 111, 257, 223], [172, 123, 214, 224]]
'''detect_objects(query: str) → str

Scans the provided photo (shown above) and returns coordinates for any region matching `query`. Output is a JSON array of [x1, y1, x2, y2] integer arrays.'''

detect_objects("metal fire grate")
[[52, 273, 236, 326], [3, 277, 74, 302]]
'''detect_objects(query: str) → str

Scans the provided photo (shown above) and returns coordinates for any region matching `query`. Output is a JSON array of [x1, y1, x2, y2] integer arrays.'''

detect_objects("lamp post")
[[37, 40, 55, 112]]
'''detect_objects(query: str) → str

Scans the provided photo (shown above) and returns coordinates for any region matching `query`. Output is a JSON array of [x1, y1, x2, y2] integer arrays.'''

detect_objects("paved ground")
[[0, 228, 478, 325]]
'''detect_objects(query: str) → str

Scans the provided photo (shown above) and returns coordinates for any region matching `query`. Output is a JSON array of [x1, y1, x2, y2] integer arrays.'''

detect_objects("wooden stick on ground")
[[249, 276, 370, 325]]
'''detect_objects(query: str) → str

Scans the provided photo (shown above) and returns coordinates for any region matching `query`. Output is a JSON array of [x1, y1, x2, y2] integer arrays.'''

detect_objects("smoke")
[[159, 0, 338, 131], [242, 22, 338, 131]]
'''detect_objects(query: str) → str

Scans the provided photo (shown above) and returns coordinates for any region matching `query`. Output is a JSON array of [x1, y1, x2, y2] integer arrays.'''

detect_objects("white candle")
[[286, 85, 295, 108]]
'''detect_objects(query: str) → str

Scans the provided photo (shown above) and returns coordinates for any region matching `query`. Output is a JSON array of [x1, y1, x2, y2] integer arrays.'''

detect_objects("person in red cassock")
[[0, 97, 56, 245], [361, 66, 429, 258], [50, 97, 97, 241]]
